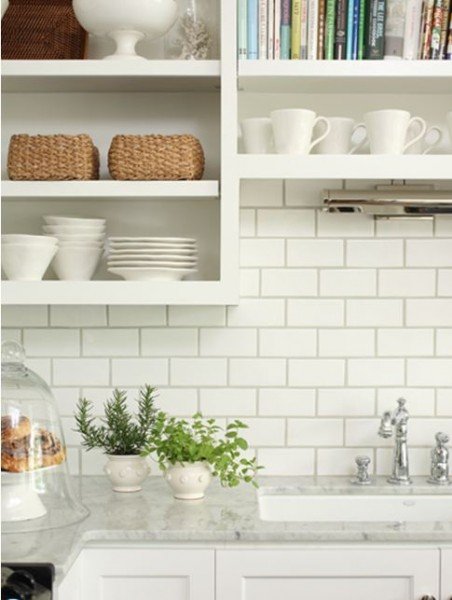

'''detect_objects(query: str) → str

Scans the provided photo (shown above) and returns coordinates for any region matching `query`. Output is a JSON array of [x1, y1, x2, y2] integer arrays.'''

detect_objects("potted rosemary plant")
[[75, 385, 157, 493], [143, 412, 261, 499]]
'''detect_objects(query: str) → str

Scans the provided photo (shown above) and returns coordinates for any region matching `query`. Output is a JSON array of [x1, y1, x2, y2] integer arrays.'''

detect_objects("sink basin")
[[258, 490, 452, 523]]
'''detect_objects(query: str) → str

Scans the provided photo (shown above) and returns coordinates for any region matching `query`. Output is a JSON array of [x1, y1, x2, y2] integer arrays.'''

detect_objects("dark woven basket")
[[8, 134, 100, 181], [2, 0, 87, 60], [108, 135, 206, 181]]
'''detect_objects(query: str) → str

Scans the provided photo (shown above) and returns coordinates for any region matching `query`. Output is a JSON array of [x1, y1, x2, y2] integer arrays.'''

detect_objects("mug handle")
[[309, 117, 331, 153], [423, 126, 443, 155], [349, 122, 367, 155], [403, 116, 427, 153]]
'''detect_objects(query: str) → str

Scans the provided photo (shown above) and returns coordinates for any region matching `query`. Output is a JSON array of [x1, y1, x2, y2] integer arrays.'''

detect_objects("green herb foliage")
[[75, 385, 158, 456], [143, 412, 262, 488]]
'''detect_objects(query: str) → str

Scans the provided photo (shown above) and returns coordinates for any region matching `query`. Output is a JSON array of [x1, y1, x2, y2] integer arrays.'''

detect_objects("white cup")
[[314, 117, 367, 154], [271, 109, 331, 155], [405, 122, 443, 155], [361, 109, 427, 155], [240, 118, 274, 154], [447, 112, 452, 150]]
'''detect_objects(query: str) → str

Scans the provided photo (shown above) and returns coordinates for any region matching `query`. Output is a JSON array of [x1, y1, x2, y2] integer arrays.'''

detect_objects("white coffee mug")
[[271, 109, 331, 155], [314, 117, 367, 154], [361, 109, 427, 155], [405, 122, 443, 155], [447, 111, 452, 150], [240, 117, 274, 154]]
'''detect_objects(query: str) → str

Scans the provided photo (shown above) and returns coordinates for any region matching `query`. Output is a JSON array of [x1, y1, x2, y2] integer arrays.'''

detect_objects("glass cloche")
[[1, 341, 88, 532]]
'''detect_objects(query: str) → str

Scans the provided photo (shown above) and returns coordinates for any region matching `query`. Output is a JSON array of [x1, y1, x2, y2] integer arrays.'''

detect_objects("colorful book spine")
[[259, 0, 269, 58], [438, 0, 451, 57], [291, 0, 302, 57], [352, 0, 360, 57], [403, 0, 423, 59], [318, 0, 327, 56], [308, 0, 320, 57], [358, 0, 367, 57], [267, 0, 275, 58], [247, 0, 259, 58], [300, 0, 309, 57], [430, 0, 444, 56], [334, 0, 348, 57], [324, 0, 337, 57], [274, 0, 282, 57], [346, 0, 355, 57], [238, 0, 248, 59], [365, 0, 386, 58], [281, 0, 292, 57], [421, 0, 435, 58]]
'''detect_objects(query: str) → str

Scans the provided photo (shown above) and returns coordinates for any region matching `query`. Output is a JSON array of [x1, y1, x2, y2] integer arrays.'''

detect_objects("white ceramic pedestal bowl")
[[72, 0, 178, 60]]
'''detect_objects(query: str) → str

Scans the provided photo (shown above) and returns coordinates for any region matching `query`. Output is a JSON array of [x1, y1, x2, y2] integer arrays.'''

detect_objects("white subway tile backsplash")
[[317, 212, 374, 237], [260, 329, 317, 357], [52, 387, 80, 416], [288, 418, 343, 446], [318, 388, 375, 416], [230, 358, 286, 386], [240, 269, 260, 297], [1, 328, 21, 343], [345, 418, 391, 447], [108, 306, 166, 326], [261, 268, 317, 297], [319, 329, 375, 357], [257, 209, 315, 237], [376, 448, 430, 476], [171, 358, 226, 386], [287, 239, 344, 266], [406, 300, 452, 326], [26, 358, 51, 383], [112, 358, 169, 386], [240, 209, 256, 236], [199, 388, 256, 416], [288, 299, 344, 326], [258, 448, 315, 476], [377, 388, 435, 416], [347, 240, 404, 267], [200, 328, 257, 356], [259, 388, 316, 416], [3, 306, 48, 327], [377, 328, 434, 356], [348, 359, 405, 386], [168, 306, 225, 326], [320, 269, 376, 297], [347, 299, 403, 326], [409, 418, 452, 445], [155, 388, 198, 415], [318, 448, 374, 476], [83, 328, 139, 357], [241, 239, 285, 267], [406, 240, 452, 266], [438, 269, 452, 296], [50, 306, 106, 327], [435, 217, 452, 236], [378, 269, 436, 297], [376, 218, 433, 237], [240, 179, 283, 207], [244, 418, 285, 446], [228, 299, 285, 327], [142, 328, 198, 356], [53, 358, 109, 386], [24, 329, 80, 357], [437, 389, 452, 416], [436, 329, 452, 356], [289, 359, 345, 387], [407, 359, 452, 386]]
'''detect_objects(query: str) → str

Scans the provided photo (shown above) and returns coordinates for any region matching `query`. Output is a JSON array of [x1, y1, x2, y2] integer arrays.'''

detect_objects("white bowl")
[[72, 0, 178, 60], [47, 233, 105, 243], [108, 267, 195, 281], [58, 242, 104, 249], [52, 246, 102, 281], [42, 225, 106, 235], [2, 244, 57, 281], [43, 216, 106, 227], [2, 234, 58, 246]]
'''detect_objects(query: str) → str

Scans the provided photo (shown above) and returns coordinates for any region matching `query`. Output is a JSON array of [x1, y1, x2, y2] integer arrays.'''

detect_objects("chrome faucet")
[[378, 398, 412, 485], [428, 432, 451, 486]]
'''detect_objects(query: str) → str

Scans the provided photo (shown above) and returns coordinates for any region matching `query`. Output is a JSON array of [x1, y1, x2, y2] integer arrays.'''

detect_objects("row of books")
[[237, 0, 452, 60]]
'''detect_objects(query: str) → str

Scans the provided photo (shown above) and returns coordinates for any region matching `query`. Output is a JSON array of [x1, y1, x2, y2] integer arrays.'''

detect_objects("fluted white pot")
[[104, 455, 150, 493], [165, 461, 212, 500]]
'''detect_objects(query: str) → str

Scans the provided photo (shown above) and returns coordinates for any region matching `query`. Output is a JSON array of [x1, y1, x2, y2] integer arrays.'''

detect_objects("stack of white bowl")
[[42, 216, 106, 281], [2, 234, 58, 281], [107, 237, 198, 281]]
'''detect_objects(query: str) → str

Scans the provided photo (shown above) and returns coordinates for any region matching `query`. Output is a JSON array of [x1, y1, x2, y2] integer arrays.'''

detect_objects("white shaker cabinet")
[[80, 547, 215, 600], [442, 548, 452, 600], [216, 548, 440, 600]]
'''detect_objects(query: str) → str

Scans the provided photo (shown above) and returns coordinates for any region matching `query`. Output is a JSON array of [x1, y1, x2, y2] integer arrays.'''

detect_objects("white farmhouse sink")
[[258, 491, 452, 523]]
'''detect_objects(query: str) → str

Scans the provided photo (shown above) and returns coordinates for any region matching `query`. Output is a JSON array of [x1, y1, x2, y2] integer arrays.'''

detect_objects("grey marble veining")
[[2, 475, 452, 581]]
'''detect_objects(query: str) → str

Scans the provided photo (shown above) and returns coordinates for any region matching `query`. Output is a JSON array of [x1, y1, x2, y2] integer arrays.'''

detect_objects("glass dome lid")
[[1, 341, 89, 532]]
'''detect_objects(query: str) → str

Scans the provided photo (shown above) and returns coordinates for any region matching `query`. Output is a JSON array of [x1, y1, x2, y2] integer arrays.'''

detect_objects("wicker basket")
[[108, 135, 205, 181], [8, 134, 99, 181]]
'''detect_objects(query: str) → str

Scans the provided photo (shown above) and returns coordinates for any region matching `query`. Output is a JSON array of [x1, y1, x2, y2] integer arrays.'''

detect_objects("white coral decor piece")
[[177, 13, 211, 60]]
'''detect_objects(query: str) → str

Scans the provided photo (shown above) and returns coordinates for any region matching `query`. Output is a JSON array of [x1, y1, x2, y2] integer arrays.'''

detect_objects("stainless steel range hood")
[[323, 186, 452, 218]]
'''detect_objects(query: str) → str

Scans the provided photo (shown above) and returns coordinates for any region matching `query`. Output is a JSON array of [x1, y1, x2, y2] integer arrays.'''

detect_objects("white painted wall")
[[3, 180, 452, 477]]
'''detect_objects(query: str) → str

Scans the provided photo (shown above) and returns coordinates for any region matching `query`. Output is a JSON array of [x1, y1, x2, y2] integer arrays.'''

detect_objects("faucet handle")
[[378, 411, 393, 438], [436, 431, 450, 446], [351, 455, 372, 486]]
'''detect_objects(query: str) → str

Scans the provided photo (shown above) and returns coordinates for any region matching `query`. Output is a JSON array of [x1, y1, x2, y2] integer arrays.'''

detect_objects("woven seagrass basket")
[[108, 135, 205, 181], [7, 134, 99, 181]]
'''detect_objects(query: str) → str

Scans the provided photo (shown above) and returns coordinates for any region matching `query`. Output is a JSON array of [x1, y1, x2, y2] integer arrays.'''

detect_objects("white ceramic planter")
[[104, 455, 150, 493], [165, 461, 212, 500]]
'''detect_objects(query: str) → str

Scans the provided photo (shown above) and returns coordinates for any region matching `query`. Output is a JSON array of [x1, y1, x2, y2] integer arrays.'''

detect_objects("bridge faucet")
[[378, 398, 412, 486]]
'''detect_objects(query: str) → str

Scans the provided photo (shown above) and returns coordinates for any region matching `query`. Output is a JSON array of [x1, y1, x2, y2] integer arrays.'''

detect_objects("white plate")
[[108, 247, 197, 256], [108, 261, 197, 268], [107, 254, 197, 262], [44, 216, 106, 227], [109, 243, 196, 251], [108, 267, 196, 281], [109, 237, 196, 244]]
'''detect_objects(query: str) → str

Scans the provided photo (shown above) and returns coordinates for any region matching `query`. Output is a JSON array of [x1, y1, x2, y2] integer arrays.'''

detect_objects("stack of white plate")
[[42, 216, 106, 281], [107, 237, 198, 281]]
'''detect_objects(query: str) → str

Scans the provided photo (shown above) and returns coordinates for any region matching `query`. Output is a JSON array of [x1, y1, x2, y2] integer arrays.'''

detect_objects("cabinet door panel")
[[442, 548, 452, 600], [217, 548, 440, 600], [82, 548, 214, 600]]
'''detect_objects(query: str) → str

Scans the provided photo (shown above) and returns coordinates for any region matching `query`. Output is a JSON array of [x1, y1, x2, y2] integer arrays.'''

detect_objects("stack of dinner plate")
[[107, 237, 198, 281]]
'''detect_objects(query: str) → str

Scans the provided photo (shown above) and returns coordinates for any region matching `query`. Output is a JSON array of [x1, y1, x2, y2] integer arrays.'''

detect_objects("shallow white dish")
[[108, 260, 197, 268], [109, 237, 196, 244], [2, 243, 57, 281], [108, 267, 196, 281], [43, 216, 106, 227], [109, 242, 196, 251], [108, 247, 197, 256], [52, 246, 102, 281], [43, 224, 106, 235], [2, 234, 58, 246], [108, 255, 197, 263]]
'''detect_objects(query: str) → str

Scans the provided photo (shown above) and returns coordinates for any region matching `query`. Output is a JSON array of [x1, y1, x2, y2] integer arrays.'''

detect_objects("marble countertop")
[[2, 475, 452, 580]]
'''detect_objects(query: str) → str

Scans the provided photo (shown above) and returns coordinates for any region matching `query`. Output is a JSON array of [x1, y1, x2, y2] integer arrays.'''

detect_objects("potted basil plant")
[[75, 385, 157, 493], [143, 412, 261, 500]]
